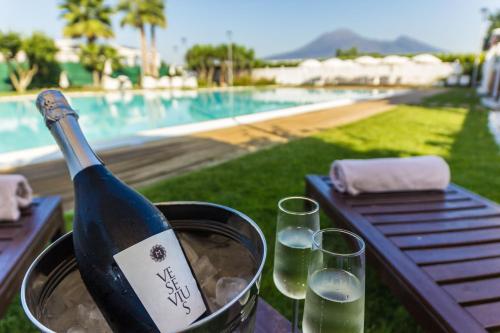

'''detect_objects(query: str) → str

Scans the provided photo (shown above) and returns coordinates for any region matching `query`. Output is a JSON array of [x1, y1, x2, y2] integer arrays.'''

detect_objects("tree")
[[186, 44, 217, 85], [336, 47, 359, 58], [59, 0, 114, 44], [118, 0, 161, 80], [146, 0, 167, 77], [60, 0, 114, 86], [23, 32, 61, 88], [0, 32, 22, 59], [79, 44, 121, 86], [232, 44, 255, 76], [483, 9, 500, 50], [185, 43, 256, 85], [0, 31, 59, 92]]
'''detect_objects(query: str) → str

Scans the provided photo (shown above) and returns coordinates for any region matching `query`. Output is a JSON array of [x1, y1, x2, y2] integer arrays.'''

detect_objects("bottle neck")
[[50, 116, 102, 180]]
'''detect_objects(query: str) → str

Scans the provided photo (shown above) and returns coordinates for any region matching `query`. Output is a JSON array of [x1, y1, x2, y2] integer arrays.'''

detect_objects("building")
[[55, 39, 161, 68]]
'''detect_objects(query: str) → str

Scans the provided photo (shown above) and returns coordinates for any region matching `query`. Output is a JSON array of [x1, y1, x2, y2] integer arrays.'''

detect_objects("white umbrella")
[[104, 60, 113, 75], [412, 54, 442, 64], [382, 55, 410, 65], [59, 71, 70, 89], [299, 59, 322, 68], [354, 56, 381, 65], [322, 57, 345, 67], [169, 64, 177, 76]]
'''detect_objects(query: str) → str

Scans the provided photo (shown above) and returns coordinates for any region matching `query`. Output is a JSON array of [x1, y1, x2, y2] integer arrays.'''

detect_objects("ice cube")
[[44, 293, 67, 318], [48, 303, 80, 332], [194, 255, 218, 285], [77, 302, 111, 332], [215, 277, 248, 306], [178, 234, 200, 263], [67, 326, 86, 333]]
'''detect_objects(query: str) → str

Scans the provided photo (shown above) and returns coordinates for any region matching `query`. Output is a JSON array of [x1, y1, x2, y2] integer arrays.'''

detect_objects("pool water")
[[0, 88, 390, 155]]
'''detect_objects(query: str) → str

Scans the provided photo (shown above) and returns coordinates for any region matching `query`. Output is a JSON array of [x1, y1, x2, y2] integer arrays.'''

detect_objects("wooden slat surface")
[[346, 190, 466, 206], [467, 302, 500, 329], [0, 196, 64, 318], [0, 240, 9, 253], [391, 228, 500, 249], [444, 277, 500, 304], [423, 257, 500, 283], [356, 198, 483, 214], [255, 298, 292, 332], [407, 243, 500, 265], [378, 216, 500, 236], [306, 175, 500, 333], [366, 206, 500, 224]]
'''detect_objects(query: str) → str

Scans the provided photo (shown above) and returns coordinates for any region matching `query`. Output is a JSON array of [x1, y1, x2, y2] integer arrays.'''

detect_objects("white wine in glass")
[[302, 228, 365, 333], [273, 226, 314, 299], [302, 268, 364, 333], [273, 196, 320, 333]]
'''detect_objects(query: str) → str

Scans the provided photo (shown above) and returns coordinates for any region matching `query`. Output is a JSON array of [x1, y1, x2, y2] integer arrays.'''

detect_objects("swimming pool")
[[0, 87, 397, 166]]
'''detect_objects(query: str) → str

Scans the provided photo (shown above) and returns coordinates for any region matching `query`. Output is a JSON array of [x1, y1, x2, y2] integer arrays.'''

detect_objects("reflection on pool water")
[[0, 88, 393, 156]]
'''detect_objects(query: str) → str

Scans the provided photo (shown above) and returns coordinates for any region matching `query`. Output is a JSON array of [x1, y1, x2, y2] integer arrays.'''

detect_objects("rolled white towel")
[[0, 174, 33, 221], [330, 156, 450, 195]]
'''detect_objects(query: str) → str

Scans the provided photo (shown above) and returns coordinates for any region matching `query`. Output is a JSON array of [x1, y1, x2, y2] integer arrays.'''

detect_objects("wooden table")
[[255, 298, 292, 332], [0, 196, 64, 317], [306, 175, 500, 333]]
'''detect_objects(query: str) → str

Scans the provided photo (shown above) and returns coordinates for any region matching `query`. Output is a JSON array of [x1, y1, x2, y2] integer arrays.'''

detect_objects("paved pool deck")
[[2, 88, 441, 209]]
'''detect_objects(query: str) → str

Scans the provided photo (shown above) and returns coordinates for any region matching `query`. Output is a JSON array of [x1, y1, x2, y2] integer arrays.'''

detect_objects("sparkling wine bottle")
[[36, 90, 207, 333]]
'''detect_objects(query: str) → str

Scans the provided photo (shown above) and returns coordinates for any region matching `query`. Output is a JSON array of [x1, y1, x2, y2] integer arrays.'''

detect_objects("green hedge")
[[60, 62, 93, 87], [0, 63, 141, 91], [113, 65, 141, 85], [0, 63, 12, 91]]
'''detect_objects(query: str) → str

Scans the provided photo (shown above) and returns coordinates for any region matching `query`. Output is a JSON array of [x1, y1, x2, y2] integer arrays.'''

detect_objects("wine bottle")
[[36, 90, 207, 333]]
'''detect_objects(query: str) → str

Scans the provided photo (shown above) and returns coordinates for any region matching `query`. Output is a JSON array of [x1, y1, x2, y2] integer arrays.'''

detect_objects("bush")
[[233, 75, 275, 86], [435, 53, 483, 77]]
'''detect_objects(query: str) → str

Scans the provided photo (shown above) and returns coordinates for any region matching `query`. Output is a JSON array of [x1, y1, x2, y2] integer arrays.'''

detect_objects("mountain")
[[266, 29, 442, 60]]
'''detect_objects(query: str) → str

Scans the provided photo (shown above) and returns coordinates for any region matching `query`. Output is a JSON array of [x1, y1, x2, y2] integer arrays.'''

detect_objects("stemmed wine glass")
[[273, 196, 320, 333], [302, 228, 366, 333]]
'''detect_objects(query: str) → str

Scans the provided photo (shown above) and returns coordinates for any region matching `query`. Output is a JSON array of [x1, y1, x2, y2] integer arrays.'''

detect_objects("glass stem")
[[292, 298, 300, 333]]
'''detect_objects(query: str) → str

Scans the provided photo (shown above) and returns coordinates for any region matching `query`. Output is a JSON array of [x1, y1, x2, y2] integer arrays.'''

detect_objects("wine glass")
[[273, 196, 320, 333], [302, 228, 366, 333]]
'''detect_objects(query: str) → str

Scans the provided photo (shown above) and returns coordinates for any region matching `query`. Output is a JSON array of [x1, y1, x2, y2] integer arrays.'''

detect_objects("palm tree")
[[146, 0, 167, 77], [60, 0, 114, 44], [60, 0, 114, 86], [117, 0, 159, 80], [79, 44, 121, 86]]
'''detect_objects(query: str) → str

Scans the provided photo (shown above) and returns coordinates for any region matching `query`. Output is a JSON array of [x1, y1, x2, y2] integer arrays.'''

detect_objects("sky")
[[1, 0, 499, 64]]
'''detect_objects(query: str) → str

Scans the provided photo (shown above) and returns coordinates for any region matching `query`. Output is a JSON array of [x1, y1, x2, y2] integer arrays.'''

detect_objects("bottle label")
[[114, 229, 206, 333]]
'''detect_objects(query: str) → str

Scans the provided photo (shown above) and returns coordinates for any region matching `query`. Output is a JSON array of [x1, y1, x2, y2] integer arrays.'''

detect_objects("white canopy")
[[382, 55, 410, 65], [104, 60, 113, 75], [412, 54, 442, 64], [322, 57, 345, 67], [299, 59, 322, 68], [354, 56, 381, 65], [341, 59, 358, 67]]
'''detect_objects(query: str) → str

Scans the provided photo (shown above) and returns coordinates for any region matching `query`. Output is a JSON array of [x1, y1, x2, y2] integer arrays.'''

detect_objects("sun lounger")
[[0, 196, 64, 317], [306, 175, 500, 333]]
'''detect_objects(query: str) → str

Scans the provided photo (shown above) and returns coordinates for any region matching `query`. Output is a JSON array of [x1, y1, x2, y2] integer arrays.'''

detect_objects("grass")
[[1, 88, 499, 332]]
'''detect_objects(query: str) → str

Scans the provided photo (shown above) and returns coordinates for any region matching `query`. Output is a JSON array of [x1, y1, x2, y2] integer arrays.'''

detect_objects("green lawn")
[[1, 88, 499, 333]]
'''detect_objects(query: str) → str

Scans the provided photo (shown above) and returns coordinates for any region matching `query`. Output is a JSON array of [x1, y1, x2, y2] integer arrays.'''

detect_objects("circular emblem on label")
[[150, 244, 166, 262]]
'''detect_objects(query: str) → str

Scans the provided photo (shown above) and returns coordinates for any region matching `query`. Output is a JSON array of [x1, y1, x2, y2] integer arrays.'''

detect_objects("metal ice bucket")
[[21, 202, 267, 333]]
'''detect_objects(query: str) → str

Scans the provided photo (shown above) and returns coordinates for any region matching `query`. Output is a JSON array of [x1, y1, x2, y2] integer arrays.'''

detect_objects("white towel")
[[0, 174, 33, 221], [330, 156, 450, 195]]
